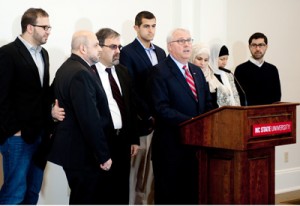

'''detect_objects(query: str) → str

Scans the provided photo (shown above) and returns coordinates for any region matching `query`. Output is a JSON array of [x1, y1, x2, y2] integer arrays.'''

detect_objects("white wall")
[[227, 0, 300, 193], [0, 0, 299, 204]]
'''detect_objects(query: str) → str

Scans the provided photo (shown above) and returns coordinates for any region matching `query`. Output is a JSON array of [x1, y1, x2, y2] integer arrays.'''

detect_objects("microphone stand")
[[219, 67, 248, 106]]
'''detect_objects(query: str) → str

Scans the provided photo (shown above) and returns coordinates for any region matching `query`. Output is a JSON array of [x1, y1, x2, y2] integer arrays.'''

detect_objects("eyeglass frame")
[[169, 38, 194, 45], [249, 43, 267, 49], [101, 44, 123, 50], [31, 24, 52, 31]]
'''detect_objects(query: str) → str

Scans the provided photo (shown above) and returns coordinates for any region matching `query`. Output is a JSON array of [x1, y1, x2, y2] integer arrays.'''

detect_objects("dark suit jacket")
[[92, 64, 139, 146], [112, 64, 139, 145], [148, 55, 212, 204], [120, 38, 166, 121], [48, 54, 111, 169], [149, 55, 212, 161], [0, 37, 51, 144]]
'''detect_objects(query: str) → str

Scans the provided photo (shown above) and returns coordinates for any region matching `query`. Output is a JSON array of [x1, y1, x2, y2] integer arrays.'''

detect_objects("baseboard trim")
[[275, 167, 300, 194]]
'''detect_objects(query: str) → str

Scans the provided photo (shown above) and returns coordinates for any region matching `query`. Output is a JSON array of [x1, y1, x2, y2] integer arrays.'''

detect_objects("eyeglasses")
[[169, 38, 193, 45], [31, 24, 52, 31], [101, 44, 123, 50], [250, 43, 266, 49]]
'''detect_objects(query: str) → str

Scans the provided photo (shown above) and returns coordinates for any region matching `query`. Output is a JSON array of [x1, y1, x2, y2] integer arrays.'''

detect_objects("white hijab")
[[190, 43, 223, 93]]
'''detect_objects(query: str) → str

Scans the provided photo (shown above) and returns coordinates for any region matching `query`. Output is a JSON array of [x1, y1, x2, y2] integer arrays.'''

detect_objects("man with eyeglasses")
[[0, 8, 52, 204], [234, 32, 281, 106], [148, 28, 213, 204], [92, 28, 140, 204], [119, 11, 166, 205]]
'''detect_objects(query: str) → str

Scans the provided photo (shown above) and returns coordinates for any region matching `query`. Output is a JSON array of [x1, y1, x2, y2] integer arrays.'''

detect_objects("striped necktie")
[[183, 65, 198, 101]]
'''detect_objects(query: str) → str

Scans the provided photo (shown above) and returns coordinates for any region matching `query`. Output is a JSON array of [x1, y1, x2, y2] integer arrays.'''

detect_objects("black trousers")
[[152, 148, 199, 205], [64, 167, 110, 205], [107, 130, 131, 204], [64, 131, 131, 205]]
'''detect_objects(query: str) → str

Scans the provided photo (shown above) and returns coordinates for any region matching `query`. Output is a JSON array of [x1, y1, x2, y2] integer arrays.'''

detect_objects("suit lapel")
[[154, 45, 166, 62], [15, 38, 41, 85], [132, 39, 153, 67], [115, 65, 128, 101], [41, 49, 49, 87], [167, 57, 197, 101]]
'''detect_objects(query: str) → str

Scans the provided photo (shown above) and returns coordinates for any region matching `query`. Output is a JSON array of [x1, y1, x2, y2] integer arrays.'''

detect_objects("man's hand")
[[100, 158, 112, 171], [51, 99, 65, 121], [131, 144, 139, 157]]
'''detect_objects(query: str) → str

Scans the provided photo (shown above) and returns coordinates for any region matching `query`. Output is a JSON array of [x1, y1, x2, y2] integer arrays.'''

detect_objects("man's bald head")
[[71, 30, 93, 52], [71, 30, 102, 65]]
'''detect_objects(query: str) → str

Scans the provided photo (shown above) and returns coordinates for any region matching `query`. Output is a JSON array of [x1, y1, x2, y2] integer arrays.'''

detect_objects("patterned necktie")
[[183, 65, 198, 101], [105, 68, 126, 120]]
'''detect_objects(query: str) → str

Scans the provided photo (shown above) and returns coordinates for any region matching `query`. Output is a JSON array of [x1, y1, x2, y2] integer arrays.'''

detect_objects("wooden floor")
[[276, 190, 300, 205]]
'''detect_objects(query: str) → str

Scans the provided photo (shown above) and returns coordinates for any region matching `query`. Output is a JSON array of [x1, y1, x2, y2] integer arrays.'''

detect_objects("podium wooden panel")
[[180, 102, 299, 204]]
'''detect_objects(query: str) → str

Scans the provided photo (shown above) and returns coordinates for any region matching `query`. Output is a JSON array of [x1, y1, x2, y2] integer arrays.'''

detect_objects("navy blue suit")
[[120, 38, 166, 133], [148, 55, 212, 204]]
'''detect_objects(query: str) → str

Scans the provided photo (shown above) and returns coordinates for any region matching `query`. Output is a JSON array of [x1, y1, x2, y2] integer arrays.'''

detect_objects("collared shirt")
[[170, 54, 187, 77], [250, 56, 264, 67], [136, 37, 158, 66], [95, 62, 122, 129], [18, 36, 44, 86]]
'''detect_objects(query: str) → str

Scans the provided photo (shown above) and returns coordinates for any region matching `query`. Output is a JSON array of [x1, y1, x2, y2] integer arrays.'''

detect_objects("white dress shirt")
[[95, 62, 123, 129]]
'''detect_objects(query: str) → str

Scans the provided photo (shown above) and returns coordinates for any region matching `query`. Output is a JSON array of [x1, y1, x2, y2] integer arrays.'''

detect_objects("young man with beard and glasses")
[[120, 11, 166, 205], [0, 8, 52, 204], [234, 32, 281, 106]]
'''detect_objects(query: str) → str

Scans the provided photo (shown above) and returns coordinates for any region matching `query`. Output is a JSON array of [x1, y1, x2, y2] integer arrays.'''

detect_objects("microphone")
[[219, 67, 248, 106]]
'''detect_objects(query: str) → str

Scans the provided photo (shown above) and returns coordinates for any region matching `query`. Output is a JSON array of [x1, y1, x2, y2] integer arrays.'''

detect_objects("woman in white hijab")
[[190, 43, 240, 108], [209, 43, 240, 106]]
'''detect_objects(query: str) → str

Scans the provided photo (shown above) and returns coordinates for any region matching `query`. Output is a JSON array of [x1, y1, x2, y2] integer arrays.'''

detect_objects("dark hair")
[[135, 11, 155, 26], [248, 32, 268, 45], [95, 28, 120, 46], [21, 8, 49, 33]]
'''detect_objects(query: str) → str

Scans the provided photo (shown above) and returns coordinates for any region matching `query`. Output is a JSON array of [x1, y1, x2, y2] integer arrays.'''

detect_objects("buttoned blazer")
[[48, 54, 111, 169], [148, 55, 212, 161], [0, 37, 51, 144], [120, 38, 166, 119]]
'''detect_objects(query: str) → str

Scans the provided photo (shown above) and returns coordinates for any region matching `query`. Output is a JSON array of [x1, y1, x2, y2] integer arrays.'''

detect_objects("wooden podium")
[[180, 102, 299, 204]]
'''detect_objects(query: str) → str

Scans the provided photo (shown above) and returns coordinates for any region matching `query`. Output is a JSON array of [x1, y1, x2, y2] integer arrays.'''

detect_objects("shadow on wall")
[[48, 47, 69, 83], [121, 20, 135, 46], [74, 18, 94, 32], [0, 15, 21, 46], [232, 41, 248, 71]]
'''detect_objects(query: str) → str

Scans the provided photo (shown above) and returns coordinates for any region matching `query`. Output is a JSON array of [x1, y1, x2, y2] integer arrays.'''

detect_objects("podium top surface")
[[180, 102, 300, 127], [180, 102, 299, 150]]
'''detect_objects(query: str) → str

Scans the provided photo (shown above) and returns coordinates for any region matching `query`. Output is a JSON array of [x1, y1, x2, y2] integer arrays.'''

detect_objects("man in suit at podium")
[[148, 28, 213, 204]]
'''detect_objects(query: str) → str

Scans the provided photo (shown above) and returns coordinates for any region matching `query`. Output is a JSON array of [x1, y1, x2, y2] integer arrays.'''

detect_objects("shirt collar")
[[96, 62, 116, 74], [250, 56, 264, 67], [170, 55, 187, 71], [18, 36, 42, 53], [136, 37, 155, 50]]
